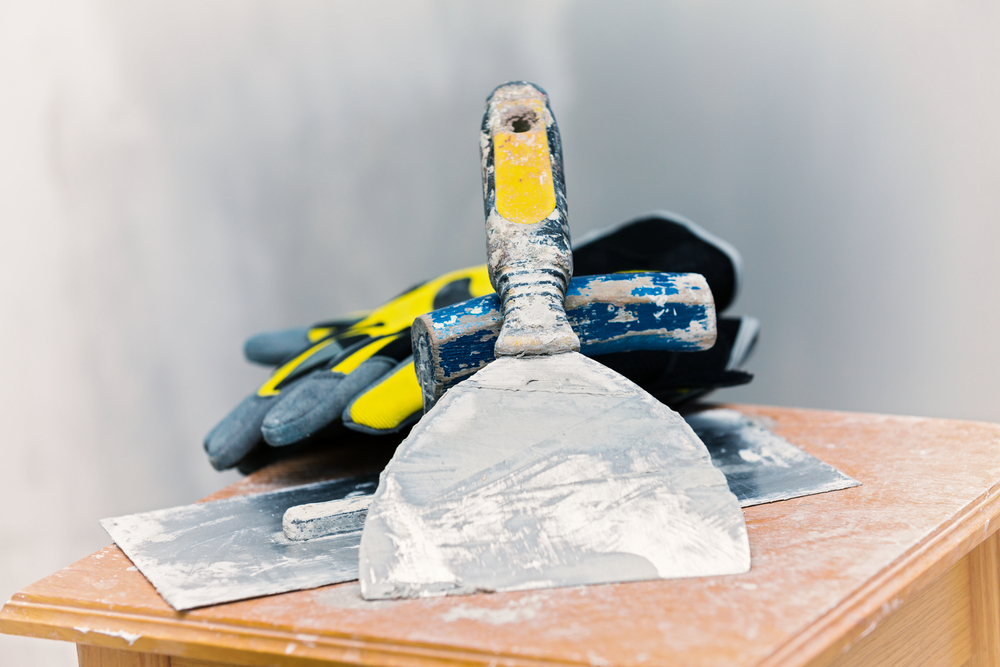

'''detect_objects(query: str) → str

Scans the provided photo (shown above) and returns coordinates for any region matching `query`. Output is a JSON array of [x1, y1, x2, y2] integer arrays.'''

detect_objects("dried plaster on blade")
[[360, 353, 750, 599], [687, 408, 860, 507], [362, 82, 747, 599], [101, 475, 378, 610]]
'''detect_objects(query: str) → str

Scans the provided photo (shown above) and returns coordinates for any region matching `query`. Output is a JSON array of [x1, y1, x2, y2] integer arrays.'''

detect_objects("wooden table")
[[2, 405, 999, 667]]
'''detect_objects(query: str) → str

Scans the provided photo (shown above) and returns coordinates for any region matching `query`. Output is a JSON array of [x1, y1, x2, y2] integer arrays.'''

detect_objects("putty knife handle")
[[413, 272, 718, 410], [481, 82, 578, 356]]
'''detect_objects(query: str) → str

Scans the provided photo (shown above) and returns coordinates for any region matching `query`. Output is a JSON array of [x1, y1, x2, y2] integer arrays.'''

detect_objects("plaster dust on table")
[[440, 593, 548, 625], [310, 583, 398, 611]]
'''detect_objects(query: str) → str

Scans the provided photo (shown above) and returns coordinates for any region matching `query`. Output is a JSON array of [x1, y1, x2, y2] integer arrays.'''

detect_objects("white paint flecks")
[[587, 652, 612, 667], [441, 597, 544, 625], [75, 628, 142, 646]]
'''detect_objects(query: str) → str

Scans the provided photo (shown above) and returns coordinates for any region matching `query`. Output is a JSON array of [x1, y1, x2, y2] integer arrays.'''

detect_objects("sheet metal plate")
[[101, 474, 379, 610]]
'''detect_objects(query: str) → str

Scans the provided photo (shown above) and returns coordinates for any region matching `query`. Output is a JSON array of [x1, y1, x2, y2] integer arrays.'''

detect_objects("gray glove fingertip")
[[243, 327, 312, 365], [260, 358, 396, 447], [204, 393, 275, 470]]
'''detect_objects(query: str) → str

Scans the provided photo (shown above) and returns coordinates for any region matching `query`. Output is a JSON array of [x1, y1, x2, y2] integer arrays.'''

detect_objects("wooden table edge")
[[5, 488, 997, 667], [763, 479, 1000, 667], [3, 405, 999, 667], [0, 594, 591, 667]]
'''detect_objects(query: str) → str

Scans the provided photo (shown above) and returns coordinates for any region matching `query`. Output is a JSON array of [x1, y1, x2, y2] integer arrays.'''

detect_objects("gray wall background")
[[2, 1, 998, 663]]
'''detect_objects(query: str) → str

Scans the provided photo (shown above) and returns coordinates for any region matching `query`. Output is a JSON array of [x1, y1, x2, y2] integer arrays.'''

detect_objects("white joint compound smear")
[[359, 352, 750, 599]]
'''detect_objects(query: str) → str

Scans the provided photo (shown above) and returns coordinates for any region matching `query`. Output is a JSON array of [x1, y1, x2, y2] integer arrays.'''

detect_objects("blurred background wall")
[[2, 1, 998, 663]]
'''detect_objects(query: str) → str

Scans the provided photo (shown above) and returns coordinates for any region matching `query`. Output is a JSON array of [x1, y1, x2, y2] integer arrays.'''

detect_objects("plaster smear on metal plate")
[[101, 475, 379, 610], [685, 409, 860, 506], [359, 352, 750, 600]]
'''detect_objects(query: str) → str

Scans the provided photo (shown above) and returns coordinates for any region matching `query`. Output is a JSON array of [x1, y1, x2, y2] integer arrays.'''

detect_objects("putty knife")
[[357, 82, 750, 600]]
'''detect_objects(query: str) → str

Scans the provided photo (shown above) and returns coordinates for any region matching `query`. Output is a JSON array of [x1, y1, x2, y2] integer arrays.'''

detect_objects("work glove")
[[204, 265, 494, 471], [206, 212, 758, 473]]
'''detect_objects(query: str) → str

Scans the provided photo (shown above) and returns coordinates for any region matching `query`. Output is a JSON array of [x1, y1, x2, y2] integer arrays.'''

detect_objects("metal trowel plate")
[[100, 474, 378, 610]]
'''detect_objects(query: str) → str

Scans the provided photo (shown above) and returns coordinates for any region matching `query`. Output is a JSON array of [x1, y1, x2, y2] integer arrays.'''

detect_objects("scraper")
[[358, 82, 751, 600]]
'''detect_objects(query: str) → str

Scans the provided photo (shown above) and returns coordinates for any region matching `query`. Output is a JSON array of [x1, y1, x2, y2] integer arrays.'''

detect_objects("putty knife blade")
[[359, 353, 752, 600]]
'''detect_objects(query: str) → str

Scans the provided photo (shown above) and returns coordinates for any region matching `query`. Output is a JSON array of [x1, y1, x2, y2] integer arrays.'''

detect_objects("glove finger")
[[573, 211, 742, 313], [257, 337, 353, 397], [261, 356, 396, 447], [243, 327, 313, 365], [204, 393, 276, 470], [243, 311, 374, 366], [261, 332, 412, 445], [342, 357, 422, 435]]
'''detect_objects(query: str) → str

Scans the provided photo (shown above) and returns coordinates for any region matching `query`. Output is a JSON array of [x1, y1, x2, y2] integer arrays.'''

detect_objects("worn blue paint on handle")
[[413, 272, 717, 407], [571, 301, 710, 355]]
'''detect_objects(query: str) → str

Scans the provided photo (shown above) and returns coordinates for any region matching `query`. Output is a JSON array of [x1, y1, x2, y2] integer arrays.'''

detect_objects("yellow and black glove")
[[204, 265, 493, 471]]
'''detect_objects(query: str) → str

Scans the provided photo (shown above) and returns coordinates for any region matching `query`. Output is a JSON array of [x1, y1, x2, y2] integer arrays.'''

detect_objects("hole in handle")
[[511, 117, 532, 133], [501, 106, 539, 133]]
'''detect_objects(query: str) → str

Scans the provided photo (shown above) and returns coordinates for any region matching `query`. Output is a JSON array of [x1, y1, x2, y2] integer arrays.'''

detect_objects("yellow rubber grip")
[[493, 98, 556, 225]]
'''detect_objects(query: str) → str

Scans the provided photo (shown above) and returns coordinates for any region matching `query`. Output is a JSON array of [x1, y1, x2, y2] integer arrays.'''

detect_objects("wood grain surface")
[[3, 405, 999, 667], [969, 530, 1000, 666]]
